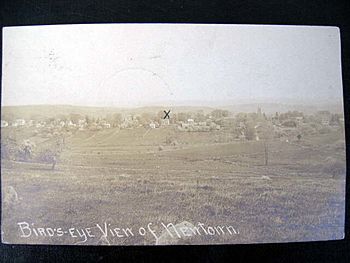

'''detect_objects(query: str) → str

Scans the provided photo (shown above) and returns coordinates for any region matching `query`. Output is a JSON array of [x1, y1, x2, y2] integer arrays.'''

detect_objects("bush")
[[1, 138, 18, 160], [165, 136, 178, 146]]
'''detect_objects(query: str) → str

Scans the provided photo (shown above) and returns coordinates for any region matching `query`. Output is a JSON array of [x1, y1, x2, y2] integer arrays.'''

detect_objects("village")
[[0, 107, 345, 142]]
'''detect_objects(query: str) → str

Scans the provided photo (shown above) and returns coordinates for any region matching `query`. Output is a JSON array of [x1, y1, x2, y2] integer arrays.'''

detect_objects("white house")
[[78, 119, 87, 126], [102, 123, 111, 129], [187, 119, 194, 125], [1, 120, 8, 128], [14, 119, 26, 126], [27, 120, 34, 127], [67, 120, 76, 127], [161, 119, 170, 126]]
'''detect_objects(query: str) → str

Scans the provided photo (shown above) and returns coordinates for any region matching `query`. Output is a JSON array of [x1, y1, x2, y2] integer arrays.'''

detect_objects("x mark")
[[163, 110, 171, 119]]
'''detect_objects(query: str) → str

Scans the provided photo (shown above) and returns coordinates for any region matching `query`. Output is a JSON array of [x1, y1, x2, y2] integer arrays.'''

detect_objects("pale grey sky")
[[1, 24, 343, 107]]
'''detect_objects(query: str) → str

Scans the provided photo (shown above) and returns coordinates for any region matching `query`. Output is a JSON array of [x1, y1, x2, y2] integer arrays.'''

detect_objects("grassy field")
[[1, 126, 346, 245]]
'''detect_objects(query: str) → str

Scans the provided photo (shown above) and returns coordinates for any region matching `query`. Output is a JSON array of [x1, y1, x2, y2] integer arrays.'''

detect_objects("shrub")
[[165, 136, 178, 146], [1, 138, 18, 160]]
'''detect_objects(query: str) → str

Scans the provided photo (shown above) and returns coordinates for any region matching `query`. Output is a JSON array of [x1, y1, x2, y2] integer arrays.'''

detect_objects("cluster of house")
[[1, 115, 167, 131], [316, 110, 344, 126], [149, 119, 170, 129], [145, 116, 222, 132], [272, 110, 344, 139], [176, 118, 221, 132], [1, 109, 344, 141], [277, 111, 343, 128], [0, 118, 111, 131], [1, 119, 27, 128]]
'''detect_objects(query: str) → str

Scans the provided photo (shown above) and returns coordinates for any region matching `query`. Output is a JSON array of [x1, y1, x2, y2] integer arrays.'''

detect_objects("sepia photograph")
[[1, 24, 346, 245]]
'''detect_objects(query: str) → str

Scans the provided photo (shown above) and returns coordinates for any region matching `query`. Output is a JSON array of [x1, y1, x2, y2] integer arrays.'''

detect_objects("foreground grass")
[[1, 129, 346, 245]]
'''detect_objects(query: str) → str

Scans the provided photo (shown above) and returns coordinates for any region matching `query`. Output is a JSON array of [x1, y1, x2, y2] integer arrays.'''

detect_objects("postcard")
[[1, 24, 345, 245]]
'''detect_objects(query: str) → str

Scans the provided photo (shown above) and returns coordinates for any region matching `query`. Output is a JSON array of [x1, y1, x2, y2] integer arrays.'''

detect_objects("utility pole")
[[264, 141, 268, 166]]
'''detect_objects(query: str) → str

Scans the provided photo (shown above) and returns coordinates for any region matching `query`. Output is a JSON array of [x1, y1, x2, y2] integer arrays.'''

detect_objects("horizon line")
[[0, 100, 344, 109]]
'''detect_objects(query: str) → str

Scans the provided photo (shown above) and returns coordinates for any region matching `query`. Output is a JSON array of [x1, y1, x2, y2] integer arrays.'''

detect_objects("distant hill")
[[0, 105, 215, 121], [220, 103, 344, 115]]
